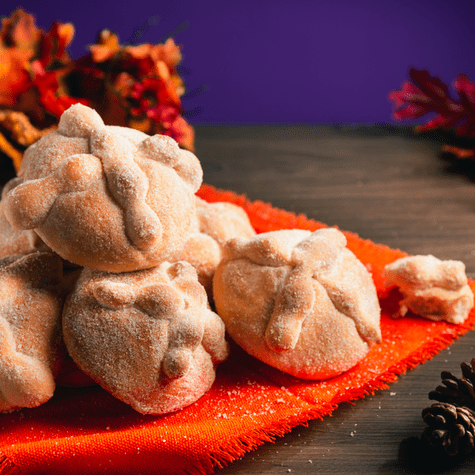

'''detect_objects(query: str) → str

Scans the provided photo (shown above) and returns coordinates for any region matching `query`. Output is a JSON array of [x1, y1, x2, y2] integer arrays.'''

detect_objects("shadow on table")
[[0, 152, 16, 188], [378, 436, 475, 474]]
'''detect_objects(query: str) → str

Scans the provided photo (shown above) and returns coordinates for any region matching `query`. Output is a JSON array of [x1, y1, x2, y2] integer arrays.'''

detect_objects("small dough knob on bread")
[[140, 135, 180, 166], [3, 176, 59, 230], [163, 312, 205, 379], [58, 103, 105, 138]]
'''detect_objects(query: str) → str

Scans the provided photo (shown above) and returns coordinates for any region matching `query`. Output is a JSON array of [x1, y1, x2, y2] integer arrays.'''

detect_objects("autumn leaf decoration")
[[0, 8, 194, 172], [389, 67, 475, 159]]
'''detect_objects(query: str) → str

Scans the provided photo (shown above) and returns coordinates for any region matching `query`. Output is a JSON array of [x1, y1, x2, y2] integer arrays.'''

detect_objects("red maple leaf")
[[453, 74, 475, 137], [389, 68, 464, 132], [390, 68, 475, 158]]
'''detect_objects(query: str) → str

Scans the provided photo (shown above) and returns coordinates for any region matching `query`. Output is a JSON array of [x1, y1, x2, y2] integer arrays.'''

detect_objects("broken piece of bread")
[[384, 254, 474, 324]]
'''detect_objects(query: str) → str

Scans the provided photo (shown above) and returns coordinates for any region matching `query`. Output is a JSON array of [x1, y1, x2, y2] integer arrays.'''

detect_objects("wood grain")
[[2, 125, 475, 473], [193, 125, 475, 474]]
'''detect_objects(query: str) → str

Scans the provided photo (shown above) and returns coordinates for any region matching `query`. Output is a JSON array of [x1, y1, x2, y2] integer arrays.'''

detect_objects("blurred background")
[[3, 0, 475, 125]]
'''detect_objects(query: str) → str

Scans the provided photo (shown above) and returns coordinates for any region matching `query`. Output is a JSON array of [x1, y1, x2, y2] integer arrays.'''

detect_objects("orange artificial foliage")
[[442, 144, 475, 160], [0, 9, 39, 108], [0, 8, 77, 123], [0, 8, 194, 170]]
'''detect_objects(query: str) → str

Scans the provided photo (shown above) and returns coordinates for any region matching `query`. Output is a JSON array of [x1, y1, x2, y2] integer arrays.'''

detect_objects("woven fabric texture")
[[0, 184, 473, 475]]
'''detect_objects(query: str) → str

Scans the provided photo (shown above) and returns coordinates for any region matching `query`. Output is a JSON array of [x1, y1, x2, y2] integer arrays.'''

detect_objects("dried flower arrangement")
[[0, 8, 194, 171], [389, 67, 475, 159]]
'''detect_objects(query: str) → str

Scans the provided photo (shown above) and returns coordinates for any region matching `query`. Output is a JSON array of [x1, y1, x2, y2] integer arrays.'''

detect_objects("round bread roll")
[[63, 261, 229, 414], [4, 104, 202, 273], [195, 197, 256, 247], [0, 252, 66, 412], [213, 228, 382, 380], [172, 198, 256, 296]]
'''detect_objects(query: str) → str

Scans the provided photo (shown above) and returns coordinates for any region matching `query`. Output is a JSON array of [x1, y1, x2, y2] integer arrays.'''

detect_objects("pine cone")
[[422, 402, 475, 456], [429, 358, 475, 411]]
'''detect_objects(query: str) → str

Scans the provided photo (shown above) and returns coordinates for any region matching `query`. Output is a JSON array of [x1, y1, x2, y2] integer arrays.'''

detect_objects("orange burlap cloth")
[[1, 184, 474, 475]]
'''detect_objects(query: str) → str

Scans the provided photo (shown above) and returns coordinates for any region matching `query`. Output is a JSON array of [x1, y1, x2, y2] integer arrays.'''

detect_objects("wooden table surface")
[[192, 124, 475, 475], [2, 124, 475, 474]]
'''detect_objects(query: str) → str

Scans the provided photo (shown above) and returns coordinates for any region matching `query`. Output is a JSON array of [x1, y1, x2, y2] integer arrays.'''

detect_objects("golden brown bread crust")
[[4, 104, 202, 273], [62, 261, 229, 414], [213, 228, 381, 380], [0, 252, 66, 412]]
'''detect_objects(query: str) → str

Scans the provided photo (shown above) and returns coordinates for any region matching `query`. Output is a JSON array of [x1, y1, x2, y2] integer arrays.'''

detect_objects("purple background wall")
[[4, 1, 475, 125]]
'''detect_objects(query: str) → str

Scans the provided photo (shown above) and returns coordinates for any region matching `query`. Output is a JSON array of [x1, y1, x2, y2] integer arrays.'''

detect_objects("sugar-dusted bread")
[[0, 177, 49, 259], [62, 261, 229, 414], [4, 104, 202, 272], [172, 232, 222, 298], [195, 197, 256, 247], [172, 198, 256, 295], [0, 252, 66, 412], [384, 254, 474, 324], [213, 228, 381, 380]]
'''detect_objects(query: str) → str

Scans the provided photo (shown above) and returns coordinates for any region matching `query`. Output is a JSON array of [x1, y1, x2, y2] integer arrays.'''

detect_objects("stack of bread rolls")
[[0, 103, 385, 415]]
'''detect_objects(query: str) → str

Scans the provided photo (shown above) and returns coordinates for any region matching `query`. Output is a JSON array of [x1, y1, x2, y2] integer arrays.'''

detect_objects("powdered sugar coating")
[[63, 261, 229, 414], [0, 178, 49, 258], [383, 254, 474, 324], [19, 132, 90, 179], [172, 232, 222, 297], [195, 197, 256, 246], [213, 228, 381, 380], [0, 252, 66, 412], [5, 104, 202, 272], [89, 128, 162, 251], [57, 103, 104, 138], [171, 198, 256, 296]]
